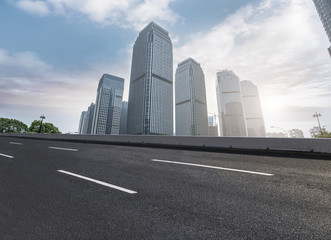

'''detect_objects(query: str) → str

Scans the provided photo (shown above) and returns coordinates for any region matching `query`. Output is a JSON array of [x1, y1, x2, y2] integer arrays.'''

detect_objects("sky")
[[0, 0, 330, 137]]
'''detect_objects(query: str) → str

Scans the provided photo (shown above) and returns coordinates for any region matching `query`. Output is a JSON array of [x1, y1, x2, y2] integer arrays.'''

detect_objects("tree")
[[314, 130, 331, 138], [0, 118, 28, 133], [29, 120, 61, 134]]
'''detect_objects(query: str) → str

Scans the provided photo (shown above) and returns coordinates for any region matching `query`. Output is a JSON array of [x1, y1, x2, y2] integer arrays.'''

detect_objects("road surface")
[[0, 136, 330, 239]]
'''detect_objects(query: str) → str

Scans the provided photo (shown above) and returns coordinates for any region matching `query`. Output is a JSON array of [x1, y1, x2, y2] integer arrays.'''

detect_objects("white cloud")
[[0, 48, 52, 76], [13, 0, 179, 30], [174, 0, 331, 134], [16, 0, 50, 16]]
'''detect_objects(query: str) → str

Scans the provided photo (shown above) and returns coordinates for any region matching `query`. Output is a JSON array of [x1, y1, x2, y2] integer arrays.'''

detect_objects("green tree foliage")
[[29, 120, 61, 134], [0, 118, 28, 133], [314, 130, 331, 138]]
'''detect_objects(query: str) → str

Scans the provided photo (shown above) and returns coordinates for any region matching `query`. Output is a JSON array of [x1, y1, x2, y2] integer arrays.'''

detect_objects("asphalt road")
[[0, 136, 330, 239]]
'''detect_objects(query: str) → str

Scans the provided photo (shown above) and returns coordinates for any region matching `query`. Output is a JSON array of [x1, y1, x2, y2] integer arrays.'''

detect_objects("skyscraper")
[[240, 80, 266, 137], [78, 111, 87, 134], [175, 58, 208, 136], [119, 101, 128, 134], [216, 70, 247, 137], [85, 103, 95, 134], [127, 22, 173, 135], [91, 74, 124, 135], [313, 0, 331, 56]]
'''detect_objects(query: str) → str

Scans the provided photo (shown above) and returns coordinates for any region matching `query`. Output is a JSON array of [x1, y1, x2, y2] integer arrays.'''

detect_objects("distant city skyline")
[[0, 0, 330, 137]]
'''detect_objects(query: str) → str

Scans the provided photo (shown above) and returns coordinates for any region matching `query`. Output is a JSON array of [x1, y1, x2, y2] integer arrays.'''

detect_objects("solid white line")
[[0, 153, 14, 159], [151, 159, 274, 176], [9, 142, 23, 145], [49, 146, 78, 152], [57, 170, 137, 194]]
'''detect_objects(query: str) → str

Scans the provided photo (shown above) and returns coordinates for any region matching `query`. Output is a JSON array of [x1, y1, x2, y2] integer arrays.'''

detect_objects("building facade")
[[216, 70, 247, 137], [84, 103, 95, 134], [313, 0, 331, 56], [119, 101, 128, 134], [91, 74, 124, 135], [78, 111, 87, 134], [240, 80, 266, 137], [127, 22, 173, 135], [175, 58, 208, 136]]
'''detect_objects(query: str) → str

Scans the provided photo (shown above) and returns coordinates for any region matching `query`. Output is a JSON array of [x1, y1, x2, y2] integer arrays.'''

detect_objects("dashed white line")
[[151, 159, 274, 176], [9, 142, 23, 145], [57, 170, 137, 194], [49, 146, 78, 152], [0, 153, 14, 159]]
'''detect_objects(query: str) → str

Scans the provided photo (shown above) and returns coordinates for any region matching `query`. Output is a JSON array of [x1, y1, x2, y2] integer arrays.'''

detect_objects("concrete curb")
[[1, 133, 331, 159]]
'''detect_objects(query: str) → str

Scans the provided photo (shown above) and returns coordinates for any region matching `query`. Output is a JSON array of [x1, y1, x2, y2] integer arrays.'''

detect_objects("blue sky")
[[1, 0, 330, 136]]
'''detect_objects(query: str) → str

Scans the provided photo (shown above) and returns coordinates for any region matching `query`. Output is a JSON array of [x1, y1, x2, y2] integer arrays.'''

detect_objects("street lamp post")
[[312, 112, 323, 136], [270, 126, 288, 138], [39, 114, 46, 133]]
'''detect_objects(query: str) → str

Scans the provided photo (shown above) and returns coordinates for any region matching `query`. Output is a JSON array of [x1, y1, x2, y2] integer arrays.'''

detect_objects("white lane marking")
[[9, 142, 23, 145], [57, 170, 137, 194], [0, 153, 14, 159], [49, 146, 78, 152], [151, 159, 274, 176]]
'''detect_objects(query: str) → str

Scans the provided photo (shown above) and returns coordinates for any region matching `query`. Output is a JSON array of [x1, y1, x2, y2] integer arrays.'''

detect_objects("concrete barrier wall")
[[1, 133, 331, 154]]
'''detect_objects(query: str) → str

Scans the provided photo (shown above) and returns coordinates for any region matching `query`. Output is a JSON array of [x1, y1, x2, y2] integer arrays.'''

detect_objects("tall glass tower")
[[127, 22, 173, 135], [175, 58, 208, 136], [313, 0, 331, 56], [240, 80, 266, 137], [216, 70, 247, 137], [91, 74, 124, 135]]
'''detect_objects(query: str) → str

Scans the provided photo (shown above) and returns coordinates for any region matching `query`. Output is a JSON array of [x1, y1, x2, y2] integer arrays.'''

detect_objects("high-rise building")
[[216, 70, 247, 137], [85, 103, 95, 134], [208, 115, 218, 136], [175, 58, 208, 136], [127, 22, 173, 135], [240, 80, 266, 137], [78, 111, 87, 134], [91, 74, 124, 135], [312, 0, 331, 56], [119, 101, 128, 134]]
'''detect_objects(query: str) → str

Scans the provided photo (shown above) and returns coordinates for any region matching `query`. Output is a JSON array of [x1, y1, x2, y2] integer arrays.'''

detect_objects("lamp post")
[[270, 126, 288, 138], [312, 112, 323, 136], [39, 114, 46, 133]]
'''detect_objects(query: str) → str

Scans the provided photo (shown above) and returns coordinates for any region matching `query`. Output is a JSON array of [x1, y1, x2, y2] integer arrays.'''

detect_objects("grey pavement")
[[0, 136, 330, 239]]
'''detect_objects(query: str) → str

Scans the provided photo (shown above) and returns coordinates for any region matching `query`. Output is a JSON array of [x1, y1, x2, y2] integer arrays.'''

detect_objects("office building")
[[127, 22, 173, 135], [91, 74, 124, 135], [78, 103, 95, 134], [313, 0, 331, 57], [119, 101, 128, 134], [78, 111, 87, 134], [240, 80, 266, 137], [175, 58, 208, 136], [216, 70, 247, 136], [85, 103, 95, 134]]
